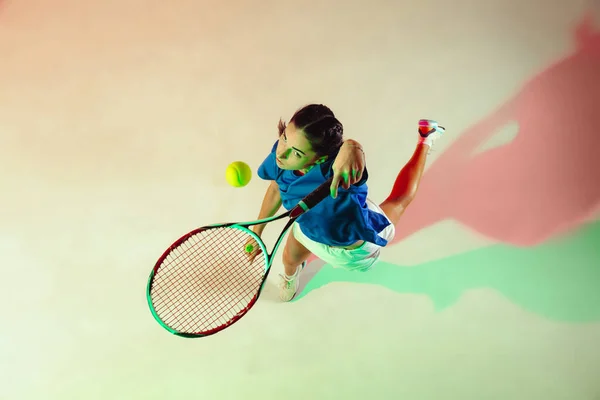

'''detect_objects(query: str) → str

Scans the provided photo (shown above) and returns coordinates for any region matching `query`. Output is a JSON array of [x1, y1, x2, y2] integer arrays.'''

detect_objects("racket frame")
[[146, 177, 333, 337]]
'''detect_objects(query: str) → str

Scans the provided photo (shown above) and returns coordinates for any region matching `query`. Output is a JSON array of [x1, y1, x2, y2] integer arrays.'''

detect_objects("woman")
[[251, 104, 444, 301]]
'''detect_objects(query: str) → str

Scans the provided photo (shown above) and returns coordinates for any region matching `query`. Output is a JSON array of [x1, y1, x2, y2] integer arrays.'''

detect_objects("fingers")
[[331, 170, 351, 198], [354, 169, 362, 183], [330, 174, 341, 198], [331, 167, 364, 198], [246, 246, 261, 264], [330, 143, 366, 197], [244, 238, 262, 264], [351, 168, 361, 184]]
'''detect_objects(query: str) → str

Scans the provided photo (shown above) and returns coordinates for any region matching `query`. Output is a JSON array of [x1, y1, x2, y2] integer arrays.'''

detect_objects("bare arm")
[[251, 181, 282, 236]]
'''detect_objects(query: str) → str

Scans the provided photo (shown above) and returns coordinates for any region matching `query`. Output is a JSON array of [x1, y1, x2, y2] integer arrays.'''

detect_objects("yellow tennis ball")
[[225, 161, 252, 187]]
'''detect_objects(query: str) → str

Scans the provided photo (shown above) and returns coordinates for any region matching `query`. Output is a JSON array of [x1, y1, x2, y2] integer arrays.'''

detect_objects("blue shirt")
[[257, 141, 391, 247]]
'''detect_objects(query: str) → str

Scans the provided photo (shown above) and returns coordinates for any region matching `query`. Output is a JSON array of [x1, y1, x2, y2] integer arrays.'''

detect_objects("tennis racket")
[[146, 177, 334, 337]]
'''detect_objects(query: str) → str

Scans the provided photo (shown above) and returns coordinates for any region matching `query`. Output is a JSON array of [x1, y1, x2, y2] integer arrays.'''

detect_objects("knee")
[[387, 195, 414, 209], [282, 237, 311, 268]]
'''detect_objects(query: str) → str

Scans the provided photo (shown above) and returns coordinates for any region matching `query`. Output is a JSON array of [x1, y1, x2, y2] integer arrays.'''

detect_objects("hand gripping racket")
[[146, 177, 334, 337]]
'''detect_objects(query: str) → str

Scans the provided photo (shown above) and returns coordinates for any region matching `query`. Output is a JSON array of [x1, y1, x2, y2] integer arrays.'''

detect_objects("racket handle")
[[290, 177, 334, 218]]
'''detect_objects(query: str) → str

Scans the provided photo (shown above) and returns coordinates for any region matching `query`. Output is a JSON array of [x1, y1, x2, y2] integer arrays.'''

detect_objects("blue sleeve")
[[257, 141, 279, 181]]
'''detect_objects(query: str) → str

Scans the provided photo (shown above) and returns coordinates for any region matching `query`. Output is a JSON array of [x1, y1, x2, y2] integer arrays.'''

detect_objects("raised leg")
[[379, 143, 430, 226], [379, 120, 444, 226]]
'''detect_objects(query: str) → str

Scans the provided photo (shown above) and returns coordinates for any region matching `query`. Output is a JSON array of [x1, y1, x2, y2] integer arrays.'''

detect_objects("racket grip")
[[290, 177, 334, 218]]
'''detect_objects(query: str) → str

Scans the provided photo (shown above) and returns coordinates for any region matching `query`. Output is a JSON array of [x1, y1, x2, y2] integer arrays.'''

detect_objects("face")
[[275, 122, 327, 171]]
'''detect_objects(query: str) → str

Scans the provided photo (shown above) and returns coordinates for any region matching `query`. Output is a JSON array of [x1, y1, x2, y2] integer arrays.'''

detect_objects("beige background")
[[1, 0, 599, 399]]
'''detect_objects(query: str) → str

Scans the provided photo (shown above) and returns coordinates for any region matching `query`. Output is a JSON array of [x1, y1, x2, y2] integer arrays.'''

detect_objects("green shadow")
[[293, 221, 600, 323]]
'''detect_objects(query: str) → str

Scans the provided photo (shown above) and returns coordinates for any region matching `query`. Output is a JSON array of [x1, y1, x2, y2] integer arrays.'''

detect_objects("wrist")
[[343, 139, 364, 152]]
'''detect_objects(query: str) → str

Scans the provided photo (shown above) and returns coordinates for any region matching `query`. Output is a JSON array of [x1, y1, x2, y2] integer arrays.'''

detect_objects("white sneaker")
[[418, 119, 445, 152], [279, 261, 306, 302]]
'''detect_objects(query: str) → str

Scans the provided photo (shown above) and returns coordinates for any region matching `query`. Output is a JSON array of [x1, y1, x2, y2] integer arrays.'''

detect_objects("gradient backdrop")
[[1, 0, 599, 399]]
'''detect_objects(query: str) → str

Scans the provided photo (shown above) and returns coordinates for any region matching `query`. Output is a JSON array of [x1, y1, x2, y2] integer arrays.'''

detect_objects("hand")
[[244, 236, 263, 264], [330, 140, 366, 198]]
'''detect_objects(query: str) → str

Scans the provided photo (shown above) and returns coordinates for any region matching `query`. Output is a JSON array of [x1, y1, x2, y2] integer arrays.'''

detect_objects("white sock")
[[284, 266, 300, 279], [418, 136, 434, 147]]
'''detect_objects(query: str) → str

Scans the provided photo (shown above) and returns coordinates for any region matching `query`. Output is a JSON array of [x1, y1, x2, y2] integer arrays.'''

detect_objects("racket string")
[[149, 227, 267, 334]]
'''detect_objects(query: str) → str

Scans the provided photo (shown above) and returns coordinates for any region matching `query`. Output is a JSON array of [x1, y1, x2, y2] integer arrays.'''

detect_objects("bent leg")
[[281, 229, 313, 276], [278, 228, 313, 301]]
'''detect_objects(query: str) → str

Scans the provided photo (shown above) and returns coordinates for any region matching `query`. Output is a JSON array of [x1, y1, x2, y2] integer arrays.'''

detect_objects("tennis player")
[[252, 104, 444, 301]]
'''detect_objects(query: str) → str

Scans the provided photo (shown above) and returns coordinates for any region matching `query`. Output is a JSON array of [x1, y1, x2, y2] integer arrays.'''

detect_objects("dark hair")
[[278, 104, 344, 158]]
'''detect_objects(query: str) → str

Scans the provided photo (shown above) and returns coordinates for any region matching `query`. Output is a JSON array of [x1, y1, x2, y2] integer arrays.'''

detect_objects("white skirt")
[[291, 198, 396, 272]]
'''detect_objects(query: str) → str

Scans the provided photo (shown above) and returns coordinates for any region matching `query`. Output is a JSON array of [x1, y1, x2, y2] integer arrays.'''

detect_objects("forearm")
[[252, 183, 282, 235]]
